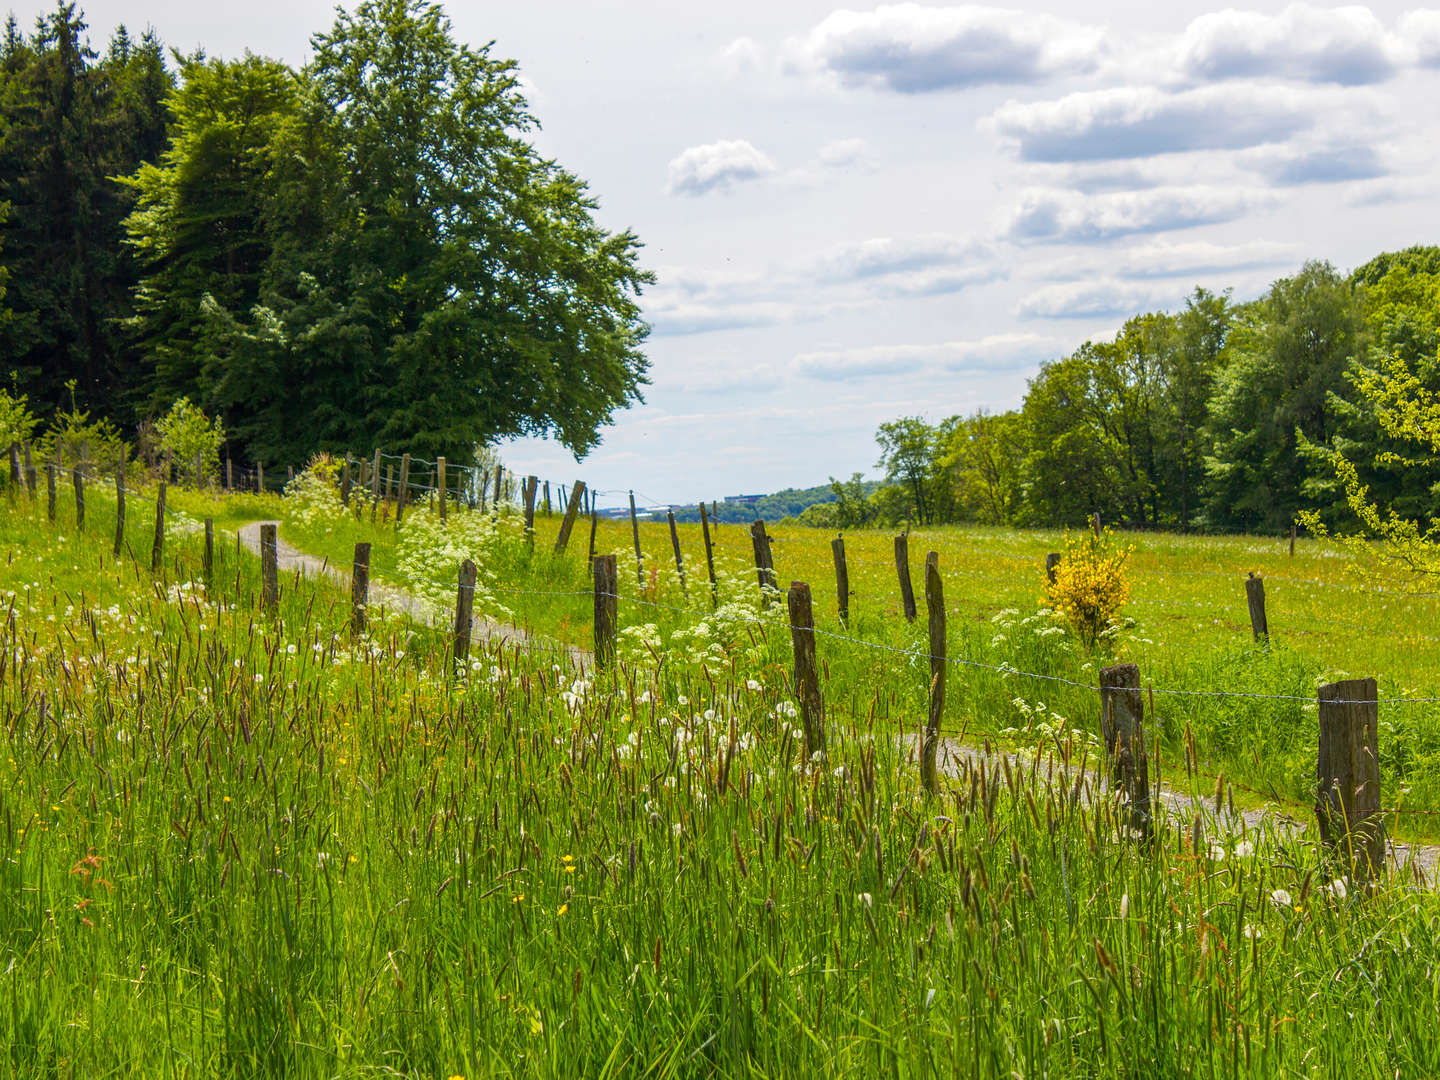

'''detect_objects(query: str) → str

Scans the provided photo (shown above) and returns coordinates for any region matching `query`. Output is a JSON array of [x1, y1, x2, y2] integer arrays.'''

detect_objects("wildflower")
[[745, 679, 761, 692], [1233, 839, 1254, 858], [1269, 888, 1292, 909], [1242, 923, 1262, 940], [1119, 893, 1129, 919], [557, 904, 568, 917], [857, 892, 873, 909], [1208, 844, 1226, 862], [1328, 878, 1348, 901], [512, 893, 525, 903]]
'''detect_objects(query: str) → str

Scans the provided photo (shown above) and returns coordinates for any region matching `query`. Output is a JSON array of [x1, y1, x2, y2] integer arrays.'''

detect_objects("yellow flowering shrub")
[[1047, 529, 1131, 648]]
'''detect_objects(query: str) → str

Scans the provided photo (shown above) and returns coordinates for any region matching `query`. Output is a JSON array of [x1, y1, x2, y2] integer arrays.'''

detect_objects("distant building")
[[725, 494, 765, 506]]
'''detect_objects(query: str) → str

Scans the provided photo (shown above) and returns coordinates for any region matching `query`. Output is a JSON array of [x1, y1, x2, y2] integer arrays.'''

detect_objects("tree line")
[[0, 1, 651, 467], [838, 248, 1440, 534]]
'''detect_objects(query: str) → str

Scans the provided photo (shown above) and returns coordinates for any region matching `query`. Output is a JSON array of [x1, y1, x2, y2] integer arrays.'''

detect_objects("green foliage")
[[155, 396, 224, 484], [36, 380, 124, 464], [0, 384, 37, 447], [875, 416, 944, 524], [1046, 529, 1132, 649]]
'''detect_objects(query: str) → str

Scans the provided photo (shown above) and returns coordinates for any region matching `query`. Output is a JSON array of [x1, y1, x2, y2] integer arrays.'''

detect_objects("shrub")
[[38, 380, 125, 466], [156, 397, 225, 485], [1047, 529, 1131, 649], [0, 387, 37, 449]]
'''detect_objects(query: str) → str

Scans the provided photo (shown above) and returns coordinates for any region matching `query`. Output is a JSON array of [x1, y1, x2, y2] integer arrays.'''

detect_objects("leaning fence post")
[[894, 533, 916, 622], [700, 501, 718, 606], [751, 519, 776, 607], [1245, 572, 1268, 643], [453, 558, 476, 667], [922, 552, 945, 795], [588, 509, 598, 576], [46, 463, 56, 521], [523, 476, 538, 548], [667, 510, 687, 595], [72, 467, 85, 531], [786, 581, 827, 763], [629, 491, 644, 584], [260, 523, 279, 614], [1099, 663, 1151, 835], [1046, 552, 1062, 584], [555, 480, 586, 554], [831, 536, 849, 624], [113, 463, 126, 557], [351, 542, 371, 634], [1317, 678, 1384, 883], [151, 480, 167, 572], [593, 553, 618, 671]]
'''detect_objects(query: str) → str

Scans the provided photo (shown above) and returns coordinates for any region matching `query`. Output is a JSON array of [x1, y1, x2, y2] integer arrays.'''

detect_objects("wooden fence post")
[[226, 457, 233, 491], [6, 442, 17, 488], [667, 510, 687, 594], [587, 509, 598, 576], [395, 453, 411, 524], [593, 553, 618, 671], [1091, 512, 1102, 537], [436, 456, 447, 522], [453, 558, 476, 667], [257, 462, 264, 494], [523, 476, 538, 548], [287, 465, 294, 486], [370, 449, 382, 507], [113, 464, 126, 557], [72, 467, 85, 531], [1245, 572, 1268, 643], [1045, 552, 1062, 584], [151, 480, 167, 573], [629, 491, 644, 584], [751, 519, 776, 606], [494, 465, 503, 509], [260, 523, 279, 614], [831, 536, 849, 624], [1099, 663, 1151, 835], [786, 581, 827, 763], [1317, 678, 1384, 883], [921, 551, 945, 795], [352, 542, 371, 634], [22, 443, 33, 495], [480, 469, 490, 511], [341, 457, 352, 507], [46, 463, 56, 521], [203, 518, 214, 584], [700, 501, 717, 607], [1289, 523, 1297, 558], [543, 481, 551, 516], [894, 533, 916, 622], [555, 480, 586, 554]]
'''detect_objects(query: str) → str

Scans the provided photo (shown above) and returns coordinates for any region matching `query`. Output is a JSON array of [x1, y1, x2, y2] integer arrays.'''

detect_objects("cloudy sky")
[[14, 0, 1440, 507]]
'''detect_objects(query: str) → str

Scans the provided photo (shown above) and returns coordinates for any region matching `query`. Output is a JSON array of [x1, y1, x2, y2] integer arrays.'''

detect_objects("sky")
[[12, 0, 1440, 508]]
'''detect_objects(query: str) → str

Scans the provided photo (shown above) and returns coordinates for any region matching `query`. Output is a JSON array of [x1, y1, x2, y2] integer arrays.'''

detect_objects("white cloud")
[[1017, 279, 1173, 319], [990, 84, 1318, 163], [1399, 10, 1440, 67], [1035, 240, 1299, 281], [784, 3, 1106, 92], [811, 233, 991, 281], [1169, 4, 1403, 86], [1002, 186, 1275, 243], [794, 332, 1062, 380], [718, 36, 767, 78], [1245, 142, 1387, 185], [665, 139, 778, 196], [818, 137, 868, 168]]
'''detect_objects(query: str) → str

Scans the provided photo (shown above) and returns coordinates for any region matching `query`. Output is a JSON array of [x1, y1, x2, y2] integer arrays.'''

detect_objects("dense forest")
[[0, 1, 651, 466], [832, 249, 1440, 533]]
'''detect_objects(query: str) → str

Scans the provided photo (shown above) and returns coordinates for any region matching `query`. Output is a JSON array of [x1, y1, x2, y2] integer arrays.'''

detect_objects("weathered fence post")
[[22, 443, 33, 495], [113, 463, 126, 557], [453, 559, 476, 667], [1289, 523, 1297, 558], [831, 536, 849, 624], [260, 523, 279, 614], [257, 461, 264, 494], [922, 552, 946, 794], [593, 553, 618, 671], [351, 542, 371, 634], [494, 466, 503, 510], [72, 467, 85, 531], [523, 475, 538, 548], [46, 463, 56, 521], [587, 509, 598, 576], [1091, 512, 1102, 537], [894, 533, 917, 622], [700, 501, 718, 606], [479, 470, 490, 512], [1316, 678, 1384, 883], [1245, 572, 1268, 643], [226, 457, 233, 491], [667, 510, 687, 594], [395, 453, 411, 524], [151, 480, 167, 573], [341, 457, 352, 507], [370, 449, 382, 507], [436, 457, 447, 521], [786, 581, 827, 763], [554, 480, 585, 554], [7, 443, 18, 489], [629, 491, 644, 584], [543, 480, 551, 516], [751, 519, 776, 607], [287, 465, 294, 486], [203, 518, 214, 584], [1099, 663, 1151, 835], [1045, 552, 1062, 585]]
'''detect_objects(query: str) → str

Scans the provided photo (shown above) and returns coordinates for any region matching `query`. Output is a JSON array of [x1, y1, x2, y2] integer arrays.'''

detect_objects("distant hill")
[[668, 480, 882, 524]]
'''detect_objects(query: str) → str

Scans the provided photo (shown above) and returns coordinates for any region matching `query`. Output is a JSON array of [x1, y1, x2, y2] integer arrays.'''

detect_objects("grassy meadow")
[[3, 473, 1440, 1076]]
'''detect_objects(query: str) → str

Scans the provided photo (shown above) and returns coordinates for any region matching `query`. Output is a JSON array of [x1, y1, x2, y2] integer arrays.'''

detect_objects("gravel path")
[[236, 521, 590, 670]]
